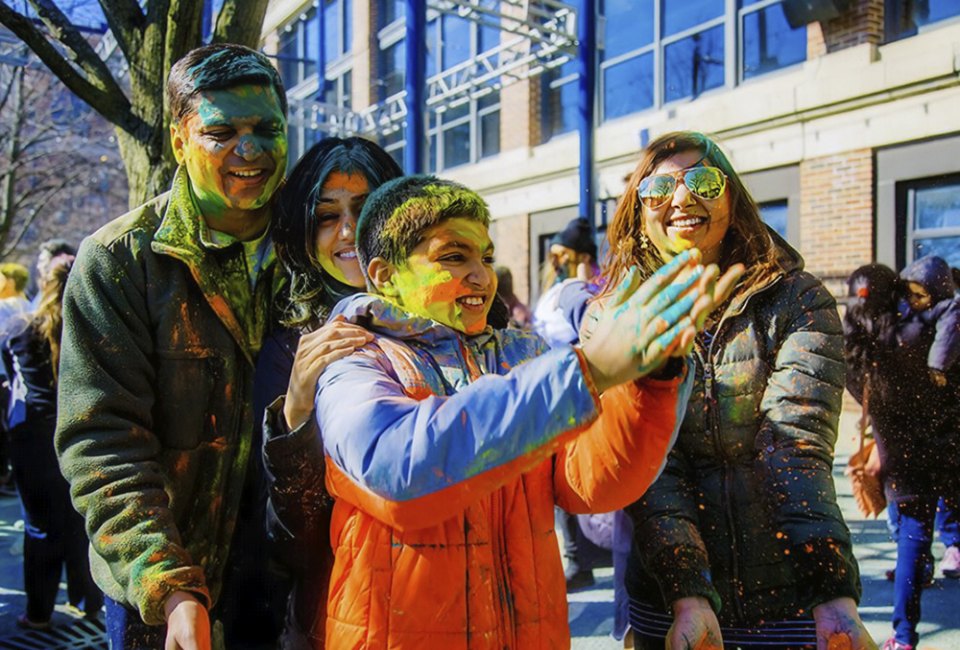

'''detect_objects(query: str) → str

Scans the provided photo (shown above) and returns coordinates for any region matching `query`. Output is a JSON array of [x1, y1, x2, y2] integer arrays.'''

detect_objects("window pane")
[[480, 110, 500, 158], [426, 19, 439, 78], [915, 183, 960, 230], [380, 40, 406, 98], [542, 70, 580, 141], [603, 0, 653, 60], [303, 9, 319, 79], [429, 133, 437, 172], [663, 26, 725, 103], [379, 0, 404, 27], [663, 0, 723, 37], [913, 237, 960, 267], [323, 0, 341, 62], [602, 52, 654, 120], [759, 200, 788, 239], [344, 0, 352, 52], [742, 3, 806, 79], [442, 122, 472, 168], [440, 103, 470, 124], [443, 14, 471, 70], [278, 30, 299, 88]]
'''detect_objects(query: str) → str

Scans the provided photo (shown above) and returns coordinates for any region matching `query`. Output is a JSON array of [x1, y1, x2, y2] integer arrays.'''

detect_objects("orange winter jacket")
[[316, 296, 690, 649]]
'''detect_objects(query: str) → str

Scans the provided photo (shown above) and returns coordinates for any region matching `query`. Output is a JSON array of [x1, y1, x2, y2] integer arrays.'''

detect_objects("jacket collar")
[[151, 166, 279, 364], [330, 293, 494, 348], [724, 226, 801, 318]]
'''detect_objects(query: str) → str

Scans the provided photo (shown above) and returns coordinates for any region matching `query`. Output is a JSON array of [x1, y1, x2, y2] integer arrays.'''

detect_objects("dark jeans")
[[10, 430, 102, 622], [891, 495, 943, 646]]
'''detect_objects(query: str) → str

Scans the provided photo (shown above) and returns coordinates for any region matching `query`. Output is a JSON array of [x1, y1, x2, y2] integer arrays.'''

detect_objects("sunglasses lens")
[[638, 175, 676, 207], [684, 167, 725, 200]]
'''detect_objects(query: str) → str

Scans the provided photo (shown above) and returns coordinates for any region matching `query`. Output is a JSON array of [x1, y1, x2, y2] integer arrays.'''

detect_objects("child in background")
[[311, 175, 742, 647], [898, 255, 960, 387]]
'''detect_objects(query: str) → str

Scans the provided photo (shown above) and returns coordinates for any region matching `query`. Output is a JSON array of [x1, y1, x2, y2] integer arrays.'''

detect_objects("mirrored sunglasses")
[[637, 166, 727, 209]]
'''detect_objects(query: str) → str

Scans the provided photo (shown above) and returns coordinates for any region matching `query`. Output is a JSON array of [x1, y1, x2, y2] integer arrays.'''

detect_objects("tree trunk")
[[116, 127, 177, 209]]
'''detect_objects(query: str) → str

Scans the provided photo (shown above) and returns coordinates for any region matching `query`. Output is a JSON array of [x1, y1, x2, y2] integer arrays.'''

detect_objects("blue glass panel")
[[742, 3, 806, 79], [759, 201, 788, 239], [914, 237, 960, 267], [323, 0, 341, 62], [304, 9, 319, 79], [443, 14, 471, 70], [426, 19, 439, 78], [379, 0, 405, 27], [381, 40, 406, 98], [923, 0, 960, 26], [663, 25, 725, 103], [443, 121, 472, 168], [915, 183, 960, 230], [278, 30, 299, 88], [602, 52, 654, 120], [663, 0, 723, 37], [603, 0, 653, 60], [344, 0, 352, 52], [739, 0, 764, 6], [481, 110, 500, 158], [429, 134, 437, 172], [541, 70, 580, 140]]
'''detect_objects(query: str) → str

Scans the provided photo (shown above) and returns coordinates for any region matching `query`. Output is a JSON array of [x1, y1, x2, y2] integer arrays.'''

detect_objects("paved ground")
[[0, 411, 957, 648]]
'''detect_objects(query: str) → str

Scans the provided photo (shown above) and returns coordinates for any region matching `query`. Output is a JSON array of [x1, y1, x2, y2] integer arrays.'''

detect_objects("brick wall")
[[490, 214, 532, 306], [799, 149, 874, 296], [820, 0, 884, 54]]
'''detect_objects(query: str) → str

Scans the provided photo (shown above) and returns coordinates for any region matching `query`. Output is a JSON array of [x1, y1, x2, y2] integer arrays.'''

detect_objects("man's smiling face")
[[171, 83, 287, 223]]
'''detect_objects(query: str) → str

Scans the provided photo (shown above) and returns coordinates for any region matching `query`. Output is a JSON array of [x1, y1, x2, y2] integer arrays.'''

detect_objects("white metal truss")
[[286, 0, 579, 138]]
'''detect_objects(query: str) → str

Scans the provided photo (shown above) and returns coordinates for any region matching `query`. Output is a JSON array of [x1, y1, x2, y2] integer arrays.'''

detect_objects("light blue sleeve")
[[316, 344, 598, 501]]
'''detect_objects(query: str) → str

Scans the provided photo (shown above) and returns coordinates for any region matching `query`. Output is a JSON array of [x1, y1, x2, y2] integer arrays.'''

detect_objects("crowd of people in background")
[[0, 42, 956, 650]]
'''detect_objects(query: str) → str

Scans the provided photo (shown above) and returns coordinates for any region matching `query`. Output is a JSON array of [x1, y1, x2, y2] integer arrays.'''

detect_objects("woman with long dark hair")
[[3, 253, 102, 629], [253, 136, 403, 648], [606, 131, 875, 649]]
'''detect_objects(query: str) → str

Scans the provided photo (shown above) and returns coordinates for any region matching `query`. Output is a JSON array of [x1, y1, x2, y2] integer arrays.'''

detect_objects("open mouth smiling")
[[334, 248, 357, 261], [668, 215, 708, 229], [457, 295, 487, 310]]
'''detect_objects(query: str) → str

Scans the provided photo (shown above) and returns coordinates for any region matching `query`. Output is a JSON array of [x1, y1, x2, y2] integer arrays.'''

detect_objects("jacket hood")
[[900, 256, 955, 304], [329, 293, 494, 346]]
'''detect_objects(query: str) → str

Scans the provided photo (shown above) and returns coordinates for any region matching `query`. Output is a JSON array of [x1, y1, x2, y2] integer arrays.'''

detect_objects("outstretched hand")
[[580, 249, 744, 392], [283, 316, 375, 429]]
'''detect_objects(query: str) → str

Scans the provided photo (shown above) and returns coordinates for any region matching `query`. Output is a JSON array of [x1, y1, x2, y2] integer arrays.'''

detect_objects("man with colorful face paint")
[[310, 175, 743, 647], [55, 44, 288, 650]]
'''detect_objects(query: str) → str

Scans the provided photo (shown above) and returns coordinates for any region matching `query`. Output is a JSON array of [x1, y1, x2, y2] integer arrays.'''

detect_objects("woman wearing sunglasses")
[[604, 132, 877, 649]]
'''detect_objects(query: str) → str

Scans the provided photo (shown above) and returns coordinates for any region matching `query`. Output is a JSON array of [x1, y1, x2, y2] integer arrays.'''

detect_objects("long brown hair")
[[32, 254, 74, 383], [603, 131, 780, 296]]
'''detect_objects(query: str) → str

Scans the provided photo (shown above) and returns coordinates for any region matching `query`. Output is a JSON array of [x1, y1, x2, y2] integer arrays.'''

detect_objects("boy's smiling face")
[[385, 217, 497, 334]]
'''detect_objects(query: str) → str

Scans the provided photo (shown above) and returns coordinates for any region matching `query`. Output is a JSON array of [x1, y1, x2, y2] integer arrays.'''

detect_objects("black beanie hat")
[[553, 217, 596, 259]]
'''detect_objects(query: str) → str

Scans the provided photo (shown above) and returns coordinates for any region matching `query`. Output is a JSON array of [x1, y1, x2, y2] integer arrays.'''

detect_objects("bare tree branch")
[[1, 168, 84, 256], [0, 3, 141, 134], [213, 0, 270, 48], [96, 0, 145, 64], [28, 0, 126, 97]]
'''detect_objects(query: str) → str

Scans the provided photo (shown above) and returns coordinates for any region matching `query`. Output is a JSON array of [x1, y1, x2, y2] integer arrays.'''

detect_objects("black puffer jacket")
[[626, 240, 860, 625]]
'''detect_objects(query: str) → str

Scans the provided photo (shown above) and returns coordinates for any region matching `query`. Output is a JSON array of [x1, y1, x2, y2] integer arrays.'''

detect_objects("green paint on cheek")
[[390, 265, 466, 327]]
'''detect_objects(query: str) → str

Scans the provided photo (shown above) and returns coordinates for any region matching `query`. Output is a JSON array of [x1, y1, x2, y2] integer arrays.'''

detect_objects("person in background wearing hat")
[[532, 216, 611, 590]]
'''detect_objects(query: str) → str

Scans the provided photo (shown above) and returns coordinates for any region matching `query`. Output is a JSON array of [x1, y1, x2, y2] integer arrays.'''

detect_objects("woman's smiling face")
[[641, 150, 732, 265], [314, 172, 369, 289]]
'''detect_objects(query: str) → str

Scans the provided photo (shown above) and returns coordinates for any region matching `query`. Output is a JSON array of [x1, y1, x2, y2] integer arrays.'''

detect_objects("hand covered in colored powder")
[[283, 316, 375, 429], [666, 596, 723, 650], [813, 597, 878, 650], [164, 591, 211, 650]]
